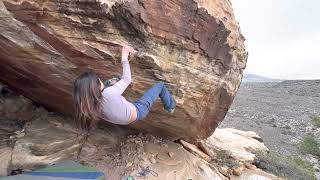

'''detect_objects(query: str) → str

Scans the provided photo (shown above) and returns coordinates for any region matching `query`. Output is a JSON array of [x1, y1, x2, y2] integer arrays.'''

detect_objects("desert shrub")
[[213, 150, 240, 168], [298, 135, 320, 158], [291, 157, 315, 175], [311, 116, 320, 128], [253, 152, 316, 180]]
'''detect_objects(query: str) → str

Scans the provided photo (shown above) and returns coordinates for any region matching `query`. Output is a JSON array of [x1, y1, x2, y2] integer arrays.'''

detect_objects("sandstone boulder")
[[0, 0, 247, 139], [201, 128, 269, 162], [10, 118, 80, 171]]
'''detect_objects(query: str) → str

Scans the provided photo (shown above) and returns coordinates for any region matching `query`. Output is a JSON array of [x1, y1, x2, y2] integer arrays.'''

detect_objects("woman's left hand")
[[122, 45, 136, 60]]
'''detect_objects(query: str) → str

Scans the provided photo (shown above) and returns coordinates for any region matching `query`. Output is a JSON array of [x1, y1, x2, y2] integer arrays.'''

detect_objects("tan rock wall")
[[0, 0, 247, 139]]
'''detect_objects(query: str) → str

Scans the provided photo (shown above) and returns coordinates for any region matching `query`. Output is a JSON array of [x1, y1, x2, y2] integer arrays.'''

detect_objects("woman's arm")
[[111, 45, 134, 95], [112, 57, 132, 94]]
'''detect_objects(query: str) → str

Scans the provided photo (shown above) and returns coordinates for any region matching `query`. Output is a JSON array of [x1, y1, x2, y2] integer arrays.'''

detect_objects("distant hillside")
[[242, 74, 282, 82], [272, 80, 320, 97]]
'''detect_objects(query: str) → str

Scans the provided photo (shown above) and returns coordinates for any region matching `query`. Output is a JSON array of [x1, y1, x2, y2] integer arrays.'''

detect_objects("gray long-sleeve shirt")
[[101, 58, 133, 125]]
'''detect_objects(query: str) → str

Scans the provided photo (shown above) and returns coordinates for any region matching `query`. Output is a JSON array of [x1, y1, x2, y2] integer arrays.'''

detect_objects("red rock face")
[[0, 0, 247, 140]]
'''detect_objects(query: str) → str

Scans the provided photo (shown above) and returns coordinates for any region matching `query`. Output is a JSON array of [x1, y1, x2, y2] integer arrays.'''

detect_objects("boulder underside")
[[0, 0, 247, 140]]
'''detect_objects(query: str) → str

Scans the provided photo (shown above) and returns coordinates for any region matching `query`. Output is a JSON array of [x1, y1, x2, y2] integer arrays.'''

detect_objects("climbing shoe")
[[104, 76, 121, 88], [167, 108, 175, 113]]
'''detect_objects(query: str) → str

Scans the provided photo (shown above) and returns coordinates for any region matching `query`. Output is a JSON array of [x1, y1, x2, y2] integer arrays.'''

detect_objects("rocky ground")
[[220, 80, 320, 178], [0, 83, 278, 179]]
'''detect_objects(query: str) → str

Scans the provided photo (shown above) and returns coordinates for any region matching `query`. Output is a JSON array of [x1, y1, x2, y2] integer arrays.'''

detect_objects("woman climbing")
[[72, 45, 176, 131]]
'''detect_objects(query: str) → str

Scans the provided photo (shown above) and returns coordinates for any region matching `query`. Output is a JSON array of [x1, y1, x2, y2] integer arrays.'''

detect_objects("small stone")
[[232, 169, 241, 176], [232, 166, 244, 176], [134, 158, 139, 164], [126, 162, 133, 167], [150, 157, 156, 164], [142, 156, 149, 162], [168, 152, 174, 158], [161, 144, 168, 148], [244, 162, 256, 170], [219, 166, 231, 176]]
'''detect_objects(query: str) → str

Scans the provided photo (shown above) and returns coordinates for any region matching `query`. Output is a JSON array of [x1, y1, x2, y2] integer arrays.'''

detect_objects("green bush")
[[291, 157, 315, 176], [253, 152, 316, 180], [213, 150, 240, 168], [311, 116, 320, 128], [298, 135, 320, 158]]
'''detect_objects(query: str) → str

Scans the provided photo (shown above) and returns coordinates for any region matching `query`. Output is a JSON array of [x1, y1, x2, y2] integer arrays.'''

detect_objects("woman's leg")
[[133, 82, 175, 120]]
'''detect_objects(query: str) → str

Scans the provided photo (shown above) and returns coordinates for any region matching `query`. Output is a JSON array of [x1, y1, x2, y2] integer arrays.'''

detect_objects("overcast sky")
[[231, 0, 320, 80]]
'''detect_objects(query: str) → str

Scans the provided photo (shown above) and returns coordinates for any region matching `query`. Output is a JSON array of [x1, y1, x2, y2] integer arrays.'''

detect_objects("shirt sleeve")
[[111, 57, 132, 95]]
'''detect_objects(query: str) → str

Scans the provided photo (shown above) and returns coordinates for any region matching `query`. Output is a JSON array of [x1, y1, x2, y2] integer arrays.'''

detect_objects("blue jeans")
[[133, 82, 176, 121]]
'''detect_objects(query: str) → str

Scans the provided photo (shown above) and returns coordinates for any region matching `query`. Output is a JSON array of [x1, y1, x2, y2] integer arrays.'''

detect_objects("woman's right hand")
[[121, 45, 136, 60]]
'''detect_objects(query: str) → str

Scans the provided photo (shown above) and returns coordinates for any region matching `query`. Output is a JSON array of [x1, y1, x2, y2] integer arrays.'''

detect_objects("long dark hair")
[[73, 70, 102, 132]]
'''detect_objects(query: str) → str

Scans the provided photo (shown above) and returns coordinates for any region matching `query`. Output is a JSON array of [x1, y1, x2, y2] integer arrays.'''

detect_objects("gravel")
[[220, 80, 320, 156]]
